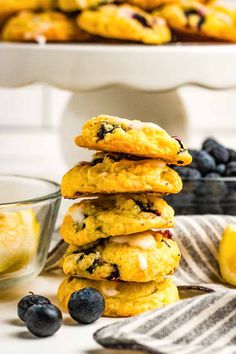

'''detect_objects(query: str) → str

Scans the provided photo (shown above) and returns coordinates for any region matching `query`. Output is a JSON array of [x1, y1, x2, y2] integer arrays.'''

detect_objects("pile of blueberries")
[[17, 288, 105, 337], [166, 138, 236, 215]]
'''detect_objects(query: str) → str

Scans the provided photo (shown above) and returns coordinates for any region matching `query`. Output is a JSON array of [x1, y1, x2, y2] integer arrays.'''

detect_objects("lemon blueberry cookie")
[[57, 276, 179, 317], [155, 0, 236, 42], [2, 11, 91, 43], [75, 115, 192, 165], [0, 0, 54, 18], [61, 152, 183, 198], [61, 194, 174, 246], [77, 4, 171, 44], [62, 230, 180, 282]]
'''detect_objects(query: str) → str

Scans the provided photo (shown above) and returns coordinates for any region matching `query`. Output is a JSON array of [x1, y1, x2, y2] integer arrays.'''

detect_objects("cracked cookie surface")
[[75, 115, 192, 165], [61, 152, 183, 198], [77, 4, 171, 44], [57, 276, 179, 317], [61, 194, 174, 246], [2, 10, 91, 42], [62, 230, 180, 282], [154, 0, 236, 42]]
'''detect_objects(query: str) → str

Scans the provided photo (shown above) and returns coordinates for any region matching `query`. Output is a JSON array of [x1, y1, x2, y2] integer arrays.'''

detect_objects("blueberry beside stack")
[[168, 138, 236, 215], [57, 114, 192, 317]]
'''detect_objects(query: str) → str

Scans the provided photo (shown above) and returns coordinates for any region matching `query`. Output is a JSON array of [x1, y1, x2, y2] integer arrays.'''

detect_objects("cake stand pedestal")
[[1, 43, 236, 165]]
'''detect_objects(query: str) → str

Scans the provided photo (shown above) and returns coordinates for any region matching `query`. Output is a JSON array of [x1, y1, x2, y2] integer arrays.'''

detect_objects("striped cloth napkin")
[[94, 215, 236, 354]]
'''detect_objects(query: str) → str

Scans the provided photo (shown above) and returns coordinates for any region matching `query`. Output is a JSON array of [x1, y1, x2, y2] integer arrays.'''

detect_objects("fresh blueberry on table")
[[17, 292, 51, 322], [68, 287, 105, 324], [25, 304, 62, 337]]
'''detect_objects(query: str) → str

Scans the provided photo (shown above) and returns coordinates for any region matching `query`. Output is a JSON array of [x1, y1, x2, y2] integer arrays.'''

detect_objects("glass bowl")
[[165, 177, 236, 215], [0, 175, 61, 289]]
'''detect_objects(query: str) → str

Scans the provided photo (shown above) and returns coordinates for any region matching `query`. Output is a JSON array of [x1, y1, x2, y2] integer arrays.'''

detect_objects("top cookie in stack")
[[61, 115, 191, 198], [58, 114, 191, 317]]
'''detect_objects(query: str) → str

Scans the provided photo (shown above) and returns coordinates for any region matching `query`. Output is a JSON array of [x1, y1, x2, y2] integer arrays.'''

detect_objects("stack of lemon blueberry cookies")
[[1, 0, 236, 44], [57, 115, 192, 317]]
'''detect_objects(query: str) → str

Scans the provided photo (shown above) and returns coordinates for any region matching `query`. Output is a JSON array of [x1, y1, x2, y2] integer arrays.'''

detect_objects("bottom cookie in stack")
[[57, 276, 179, 317]]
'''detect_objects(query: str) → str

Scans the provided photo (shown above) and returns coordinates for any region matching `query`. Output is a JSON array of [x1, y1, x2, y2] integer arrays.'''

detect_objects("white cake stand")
[[1, 43, 236, 165]]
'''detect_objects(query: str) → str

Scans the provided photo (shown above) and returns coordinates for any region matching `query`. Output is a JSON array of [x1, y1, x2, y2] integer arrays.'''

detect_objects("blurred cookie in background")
[[2, 10, 93, 42], [154, 0, 236, 43], [77, 4, 171, 44]]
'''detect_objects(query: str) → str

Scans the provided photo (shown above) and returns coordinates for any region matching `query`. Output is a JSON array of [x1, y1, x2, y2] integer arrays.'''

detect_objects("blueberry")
[[228, 149, 236, 162], [97, 123, 118, 141], [188, 149, 198, 169], [184, 9, 205, 29], [208, 145, 230, 164], [17, 292, 51, 322], [25, 304, 62, 337], [132, 13, 151, 28], [202, 137, 219, 151], [225, 161, 236, 177], [195, 151, 216, 176], [215, 164, 226, 176], [205, 172, 221, 178], [173, 166, 201, 179], [68, 288, 105, 324]]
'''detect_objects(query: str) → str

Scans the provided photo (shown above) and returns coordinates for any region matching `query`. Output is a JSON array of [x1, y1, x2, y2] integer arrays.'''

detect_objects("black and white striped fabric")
[[94, 215, 236, 353]]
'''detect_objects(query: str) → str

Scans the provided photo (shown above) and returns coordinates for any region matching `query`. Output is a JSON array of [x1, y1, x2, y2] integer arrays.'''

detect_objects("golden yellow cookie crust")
[[61, 152, 183, 198], [2, 11, 91, 42], [155, 0, 236, 42], [58, 0, 112, 11], [62, 230, 181, 282], [77, 4, 171, 44], [61, 194, 174, 246], [75, 115, 192, 166], [0, 0, 53, 18], [57, 276, 179, 317], [127, 0, 206, 11]]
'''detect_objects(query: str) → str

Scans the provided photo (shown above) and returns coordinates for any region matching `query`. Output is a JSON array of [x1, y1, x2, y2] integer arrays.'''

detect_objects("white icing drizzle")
[[69, 207, 84, 225], [138, 254, 148, 271], [129, 120, 163, 131], [76, 0, 87, 8], [111, 232, 156, 250], [35, 35, 46, 45], [101, 283, 119, 297]]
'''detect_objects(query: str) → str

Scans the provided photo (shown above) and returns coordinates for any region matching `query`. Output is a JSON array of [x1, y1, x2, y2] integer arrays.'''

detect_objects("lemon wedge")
[[0, 209, 40, 274], [219, 224, 236, 286]]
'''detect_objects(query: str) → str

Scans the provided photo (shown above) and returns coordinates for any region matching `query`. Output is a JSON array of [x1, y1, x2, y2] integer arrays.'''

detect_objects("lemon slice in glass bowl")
[[0, 209, 40, 274], [219, 224, 236, 286]]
